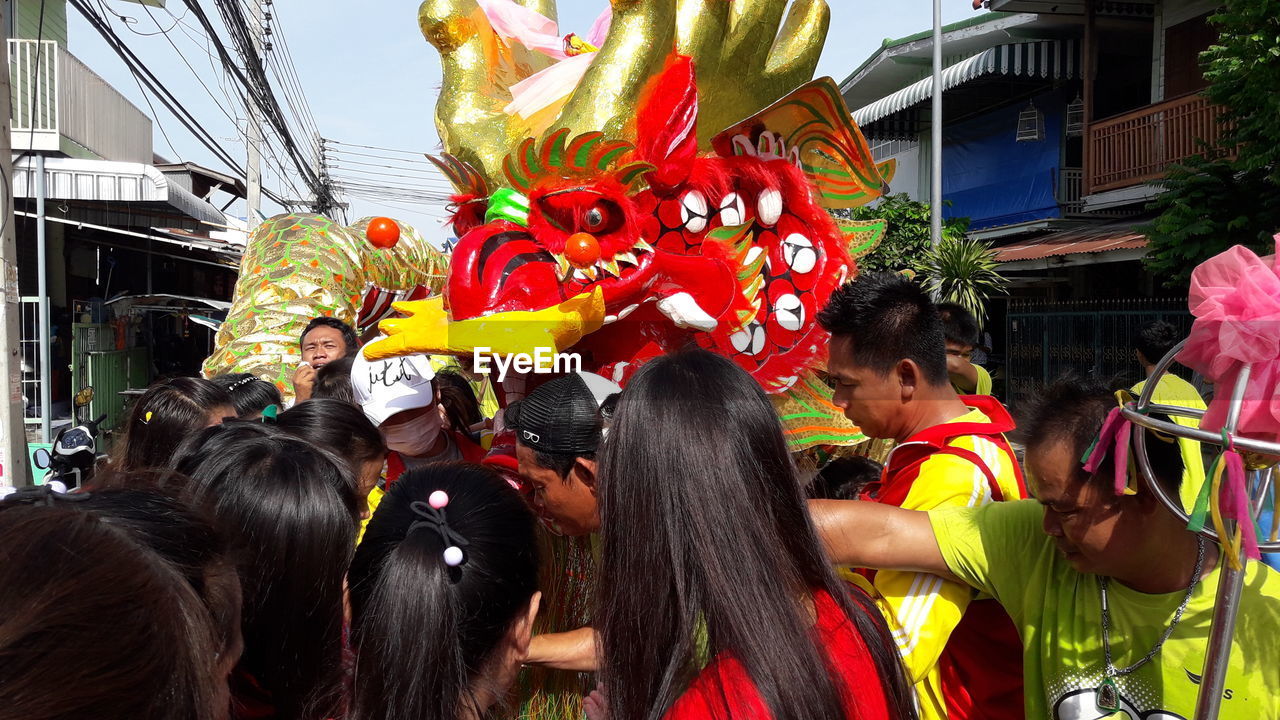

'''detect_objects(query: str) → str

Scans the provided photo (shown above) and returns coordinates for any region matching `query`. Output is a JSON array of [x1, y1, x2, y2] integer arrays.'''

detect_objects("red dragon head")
[[433, 54, 894, 395]]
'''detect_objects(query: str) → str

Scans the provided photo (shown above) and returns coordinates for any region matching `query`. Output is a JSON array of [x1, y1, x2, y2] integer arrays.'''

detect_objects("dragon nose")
[[565, 232, 602, 268]]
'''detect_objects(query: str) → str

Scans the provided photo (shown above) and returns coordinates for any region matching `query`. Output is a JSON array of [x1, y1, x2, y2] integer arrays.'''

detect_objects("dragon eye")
[[584, 207, 605, 230]]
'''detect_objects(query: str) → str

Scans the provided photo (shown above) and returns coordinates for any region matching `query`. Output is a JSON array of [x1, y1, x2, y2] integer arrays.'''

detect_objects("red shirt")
[[664, 590, 893, 720]]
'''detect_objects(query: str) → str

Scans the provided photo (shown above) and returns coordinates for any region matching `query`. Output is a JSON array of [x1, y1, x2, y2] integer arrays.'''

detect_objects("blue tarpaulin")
[[943, 89, 1067, 230]]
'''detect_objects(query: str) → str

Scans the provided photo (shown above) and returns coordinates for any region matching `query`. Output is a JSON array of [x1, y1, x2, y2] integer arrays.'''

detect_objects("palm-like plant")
[[916, 236, 1008, 329]]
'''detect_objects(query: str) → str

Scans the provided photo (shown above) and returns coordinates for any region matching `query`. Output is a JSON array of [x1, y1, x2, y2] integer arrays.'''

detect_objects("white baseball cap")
[[351, 350, 437, 426]]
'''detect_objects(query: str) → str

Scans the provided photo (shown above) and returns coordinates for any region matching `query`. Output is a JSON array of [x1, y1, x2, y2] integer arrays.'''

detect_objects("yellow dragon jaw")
[[362, 287, 607, 361]]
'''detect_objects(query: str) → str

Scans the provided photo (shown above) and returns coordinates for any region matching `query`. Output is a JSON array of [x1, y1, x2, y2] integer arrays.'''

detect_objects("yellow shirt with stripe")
[[1131, 374, 1207, 514], [949, 363, 993, 396], [871, 406, 1022, 720]]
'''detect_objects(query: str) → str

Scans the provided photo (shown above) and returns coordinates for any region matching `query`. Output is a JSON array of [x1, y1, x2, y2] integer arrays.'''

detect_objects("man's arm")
[[947, 354, 980, 393], [809, 499, 959, 583], [526, 626, 599, 672]]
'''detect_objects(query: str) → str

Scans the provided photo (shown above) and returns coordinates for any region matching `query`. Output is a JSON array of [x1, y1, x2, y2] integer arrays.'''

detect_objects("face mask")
[[382, 410, 443, 457]]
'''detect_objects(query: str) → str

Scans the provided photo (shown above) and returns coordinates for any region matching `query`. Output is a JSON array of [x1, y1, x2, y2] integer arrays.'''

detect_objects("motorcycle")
[[31, 387, 106, 491]]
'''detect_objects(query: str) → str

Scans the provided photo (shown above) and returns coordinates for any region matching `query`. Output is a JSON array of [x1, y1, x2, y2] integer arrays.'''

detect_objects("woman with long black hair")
[[347, 463, 541, 720], [172, 423, 360, 720], [595, 349, 917, 720]]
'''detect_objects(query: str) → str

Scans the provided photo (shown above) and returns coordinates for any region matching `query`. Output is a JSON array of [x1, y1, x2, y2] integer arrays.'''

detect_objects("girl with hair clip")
[[595, 349, 918, 720], [109, 377, 235, 474], [347, 463, 541, 720], [171, 423, 360, 720], [0, 486, 241, 720], [211, 373, 284, 420]]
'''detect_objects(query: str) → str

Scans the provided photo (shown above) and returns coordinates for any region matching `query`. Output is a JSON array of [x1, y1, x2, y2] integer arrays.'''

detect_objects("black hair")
[[210, 373, 283, 419], [300, 316, 358, 356], [113, 377, 233, 472], [1017, 376, 1184, 494], [348, 463, 539, 720], [808, 455, 883, 501], [435, 370, 483, 435], [277, 398, 385, 466], [1136, 320, 1181, 366], [533, 449, 595, 478], [596, 349, 917, 720], [0, 490, 233, 720], [171, 423, 359, 720], [311, 356, 356, 404], [936, 302, 980, 348], [817, 273, 949, 385]]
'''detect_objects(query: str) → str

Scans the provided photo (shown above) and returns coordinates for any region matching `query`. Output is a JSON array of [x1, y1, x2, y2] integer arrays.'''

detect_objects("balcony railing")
[[1059, 167, 1083, 215], [9, 39, 153, 163], [1087, 92, 1235, 194]]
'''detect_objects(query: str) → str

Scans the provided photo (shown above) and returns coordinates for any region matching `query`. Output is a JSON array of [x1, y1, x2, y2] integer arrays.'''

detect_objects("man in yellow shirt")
[[1131, 320, 1207, 514], [818, 276, 1026, 720], [813, 377, 1280, 720], [937, 303, 992, 396]]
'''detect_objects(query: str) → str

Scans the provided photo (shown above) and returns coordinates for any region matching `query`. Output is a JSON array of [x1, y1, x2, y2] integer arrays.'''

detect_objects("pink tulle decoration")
[[1083, 406, 1128, 488], [1221, 452, 1261, 561], [1177, 235, 1280, 446]]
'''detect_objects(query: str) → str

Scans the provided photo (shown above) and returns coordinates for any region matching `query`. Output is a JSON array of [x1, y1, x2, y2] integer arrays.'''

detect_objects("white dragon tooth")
[[573, 268, 593, 282], [680, 190, 708, 233], [774, 293, 804, 331], [618, 303, 640, 319], [603, 314, 619, 325], [617, 251, 639, 266], [718, 193, 745, 227], [757, 188, 782, 227], [781, 233, 817, 274], [634, 239, 654, 253]]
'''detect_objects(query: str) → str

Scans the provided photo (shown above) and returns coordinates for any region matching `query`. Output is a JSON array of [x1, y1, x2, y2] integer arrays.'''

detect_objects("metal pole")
[[244, 0, 264, 227], [930, 0, 943, 247], [1193, 364, 1251, 720], [35, 153, 49, 444], [0, 39, 32, 486]]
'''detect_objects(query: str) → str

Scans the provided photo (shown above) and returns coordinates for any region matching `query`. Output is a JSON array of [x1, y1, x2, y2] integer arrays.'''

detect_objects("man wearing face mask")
[[352, 350, 485, 484]]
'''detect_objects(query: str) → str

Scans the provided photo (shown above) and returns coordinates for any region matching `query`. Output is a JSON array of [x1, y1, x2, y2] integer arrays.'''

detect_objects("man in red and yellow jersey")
[[818, 274, 1027, 720]]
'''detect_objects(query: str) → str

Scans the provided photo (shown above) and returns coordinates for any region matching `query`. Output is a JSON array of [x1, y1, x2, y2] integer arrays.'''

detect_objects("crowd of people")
[[1, 273, 1276, 720]]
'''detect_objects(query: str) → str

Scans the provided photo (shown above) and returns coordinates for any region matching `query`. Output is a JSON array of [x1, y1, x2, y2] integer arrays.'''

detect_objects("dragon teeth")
[[599, 259, 622, 277], [634, 239, 654, 253], [617, 251, 639, 266]]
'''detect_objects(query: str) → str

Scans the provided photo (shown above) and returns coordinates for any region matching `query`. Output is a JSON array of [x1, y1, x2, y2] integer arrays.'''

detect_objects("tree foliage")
[[916, 236, 1008, 330], [839, 194, 969, 274], [1144, 0, 1280, 286]]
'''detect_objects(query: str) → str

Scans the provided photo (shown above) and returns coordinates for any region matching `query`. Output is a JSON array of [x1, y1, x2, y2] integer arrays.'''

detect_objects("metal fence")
[[1005, 298, 1193, 411], [71, 323, 149, 436]]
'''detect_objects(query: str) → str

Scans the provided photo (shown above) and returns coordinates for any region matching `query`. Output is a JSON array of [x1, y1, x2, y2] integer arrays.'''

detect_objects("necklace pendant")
[[1096, 677, 1121, 712]]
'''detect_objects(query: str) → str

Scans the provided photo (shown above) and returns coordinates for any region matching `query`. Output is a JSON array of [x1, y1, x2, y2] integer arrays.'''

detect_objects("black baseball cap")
[[506, 371, 621, 455]]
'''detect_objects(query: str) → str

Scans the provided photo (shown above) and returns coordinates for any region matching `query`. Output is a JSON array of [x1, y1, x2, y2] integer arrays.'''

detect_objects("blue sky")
[[70, 1, 975, 241]]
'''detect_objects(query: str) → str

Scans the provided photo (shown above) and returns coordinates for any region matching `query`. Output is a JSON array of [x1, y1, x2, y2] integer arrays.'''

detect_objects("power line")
[[326, 139, 437, 156], [179, 0, 324, 200]]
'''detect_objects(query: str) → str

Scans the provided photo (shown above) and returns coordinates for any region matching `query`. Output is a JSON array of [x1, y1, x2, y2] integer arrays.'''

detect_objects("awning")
[[852, 40, 1080, 126], [994, 222, 1146, 263], [12, 156, 230, 229]]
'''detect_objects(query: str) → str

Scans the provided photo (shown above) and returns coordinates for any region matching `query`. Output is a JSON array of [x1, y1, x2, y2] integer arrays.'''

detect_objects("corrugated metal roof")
[[852, 39, 1080, 126], [993, 223, 1147, 262]]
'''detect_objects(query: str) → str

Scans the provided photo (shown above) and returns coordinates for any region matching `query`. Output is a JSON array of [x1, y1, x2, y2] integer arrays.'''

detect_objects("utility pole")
[[0, 36, 31, 486], [244, 0, 265, 227], [930, 0, 943, 247]]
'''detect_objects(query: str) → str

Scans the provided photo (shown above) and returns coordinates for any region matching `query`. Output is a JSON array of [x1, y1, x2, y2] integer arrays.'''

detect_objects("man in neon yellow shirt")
[[938, 303, 992, 396], [1131, 320, 1207, 514], [813, 377, 1280, 719]]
